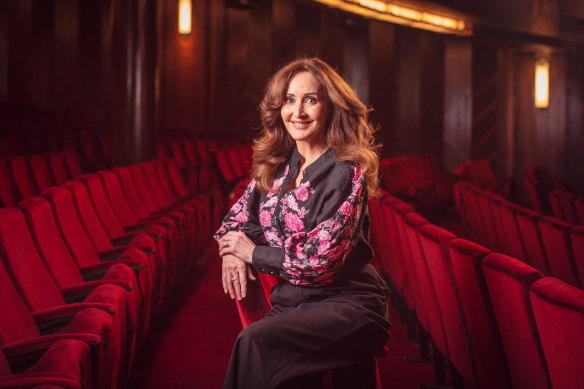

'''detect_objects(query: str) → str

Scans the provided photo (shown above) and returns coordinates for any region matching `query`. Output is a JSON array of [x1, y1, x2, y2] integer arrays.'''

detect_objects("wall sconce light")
[[312, 0, 469, 35], [178, 0, 192, 37], [534, 58, 549, 109]]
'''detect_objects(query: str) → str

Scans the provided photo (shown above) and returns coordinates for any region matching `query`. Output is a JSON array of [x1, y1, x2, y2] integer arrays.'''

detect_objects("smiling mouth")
[[291, 120, 312, 129]]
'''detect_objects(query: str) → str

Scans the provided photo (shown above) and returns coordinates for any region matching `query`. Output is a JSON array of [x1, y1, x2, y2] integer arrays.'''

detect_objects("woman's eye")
[[284, 97, 294, 104], [306, 97, 317, 104]]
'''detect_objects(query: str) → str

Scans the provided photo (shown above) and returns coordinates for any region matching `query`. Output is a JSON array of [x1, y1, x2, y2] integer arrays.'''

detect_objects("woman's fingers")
[[246, 266, 257, 281], [226, 276, 236, 299], [221, 269, 228, 294], [222, 254, 251, 300], [218, 231, 255, 264], [223, 268, 236, 299], [237, 266, 247, 299]]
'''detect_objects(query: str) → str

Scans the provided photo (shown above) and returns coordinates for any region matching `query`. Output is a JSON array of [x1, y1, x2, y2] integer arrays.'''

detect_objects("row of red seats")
[[369, 193, 584, 389], [157, 136, 252, 207], [452, 158, 511, 198], [157, 136, 252, 194], [0, 150, 83, 207], [455, 181, 584, 289], [524, 163, 559, 215], [214, 145, 252, 183], [0, 158, 221, 388], [548, 187, 584, 225], [379, 154, 452, 218], [523, 162, 584, 223], [1, 109, 111, 172], [157, 135, 250, 170], [157, 136, 215, 168]]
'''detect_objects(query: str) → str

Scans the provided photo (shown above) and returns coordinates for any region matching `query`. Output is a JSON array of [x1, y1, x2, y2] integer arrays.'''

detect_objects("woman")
[[214, 57, 390, 389]]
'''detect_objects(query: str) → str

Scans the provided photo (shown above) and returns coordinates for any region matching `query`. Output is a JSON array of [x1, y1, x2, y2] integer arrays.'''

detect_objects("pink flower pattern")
[[277, 165, 365, 286], [213, 179, 255, 240], [214, 159, 366, 287]]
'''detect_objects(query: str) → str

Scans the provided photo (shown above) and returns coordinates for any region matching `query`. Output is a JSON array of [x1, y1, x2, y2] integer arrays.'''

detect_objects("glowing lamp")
[[314, 1, 469, 34], [534, 59, 549, 109], [178, 0, 192, 37]]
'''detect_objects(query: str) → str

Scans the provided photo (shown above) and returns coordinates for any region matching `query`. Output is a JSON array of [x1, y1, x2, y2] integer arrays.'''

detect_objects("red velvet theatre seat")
[[480, 253, 551, 389], [0, 208, 126, 387], [63, 179, 157, 319], [0, 253, 114, 389], [569, 226, 584, 297], [514, 206, 551, 275], [0, 339, 93, 389], [48, 151, 73, 184], [87, 171, 182, 291], [404, 213, 449, 384], [529, 277, 584, 389], [18, 196, 141, 361], [0, 158, 21, 207], [401, 212, 431, 342], [498, 201, 528, 262], [63, 150, 83, 178], [28, 154, 56, 192], [538, 216, 581, 288], [40, 186, 156, 336], [8, 156, 39, 199], [448, 239, 510, 388], [385, 200, 415, 310], [417, 224, 476, 387]]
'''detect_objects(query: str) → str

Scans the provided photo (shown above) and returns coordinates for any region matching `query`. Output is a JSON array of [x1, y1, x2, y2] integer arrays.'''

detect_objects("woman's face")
[[280, 71, 329, 147]]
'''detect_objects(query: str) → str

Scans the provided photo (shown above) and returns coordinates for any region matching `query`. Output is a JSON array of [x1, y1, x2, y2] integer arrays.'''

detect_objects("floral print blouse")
[[214, 147, 372, 287]]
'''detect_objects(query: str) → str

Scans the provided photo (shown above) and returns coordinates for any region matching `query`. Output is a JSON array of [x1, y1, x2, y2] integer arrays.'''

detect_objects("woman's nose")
[[294, 102, 305, 116]]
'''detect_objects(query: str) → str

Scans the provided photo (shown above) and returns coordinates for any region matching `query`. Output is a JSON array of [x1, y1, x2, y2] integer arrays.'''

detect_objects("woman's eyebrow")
[[284, 91, 318, 97]]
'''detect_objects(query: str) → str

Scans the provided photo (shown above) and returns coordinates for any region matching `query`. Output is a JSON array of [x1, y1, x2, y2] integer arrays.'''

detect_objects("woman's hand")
[[218, 231, 256, 264], [221, 254, 257, 300]]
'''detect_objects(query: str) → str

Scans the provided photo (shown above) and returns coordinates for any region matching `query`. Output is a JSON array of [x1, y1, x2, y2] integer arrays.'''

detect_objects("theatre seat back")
[[112, 167, 151, 220], [63, 150, 83, 178], [402, 212, 430, 331], [8, 156, 38, 199], [404, 213, 445, 349], [379, 196, 407, 286], [42, 186, 101, 268], [448, 239, 510, 388], [389, 201, 415, 310], [417, 225, 476, 385], [129, 164, 162, 213], [529, 277, 584, 389], [0, 158, 20, 207], [0, 208, 66, 311], [499, 202, 528, 261], [570, 226, 584, 291], [80, 173, 128, 238], [18, 197, 85, 288], [28, 155, 56, 193], [63, 179, 114, 252], [538, 216, 580, 288], [481, 253, 550, 389], [514, 206, 551, 275], [0, 256, 41, 343], [48, 151, 72, 184]]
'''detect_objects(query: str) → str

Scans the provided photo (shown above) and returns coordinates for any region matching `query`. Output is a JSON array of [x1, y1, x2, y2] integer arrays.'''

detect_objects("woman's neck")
[[297, 141, 327, 169]]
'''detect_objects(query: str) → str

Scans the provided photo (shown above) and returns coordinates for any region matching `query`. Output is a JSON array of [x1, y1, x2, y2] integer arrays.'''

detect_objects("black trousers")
[[223, 298, 389, 389]]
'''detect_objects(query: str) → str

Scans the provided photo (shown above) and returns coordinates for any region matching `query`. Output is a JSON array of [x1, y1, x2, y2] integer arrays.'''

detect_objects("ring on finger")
[[231, 277, 238, 282], [223, 241, 229, 248]]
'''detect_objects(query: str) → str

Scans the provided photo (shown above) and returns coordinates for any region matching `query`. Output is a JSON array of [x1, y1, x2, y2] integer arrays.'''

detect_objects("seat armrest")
[[0, 334, 102, 360], [60, 280, 132, 303]]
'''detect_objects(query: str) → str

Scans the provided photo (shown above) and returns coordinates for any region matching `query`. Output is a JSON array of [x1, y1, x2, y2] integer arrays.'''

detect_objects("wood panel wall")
[[0, 0, 583, 195]]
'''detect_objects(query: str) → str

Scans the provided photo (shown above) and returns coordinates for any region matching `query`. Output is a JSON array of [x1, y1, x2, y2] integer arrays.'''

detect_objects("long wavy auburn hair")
[[251, 57, 381, 196]]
